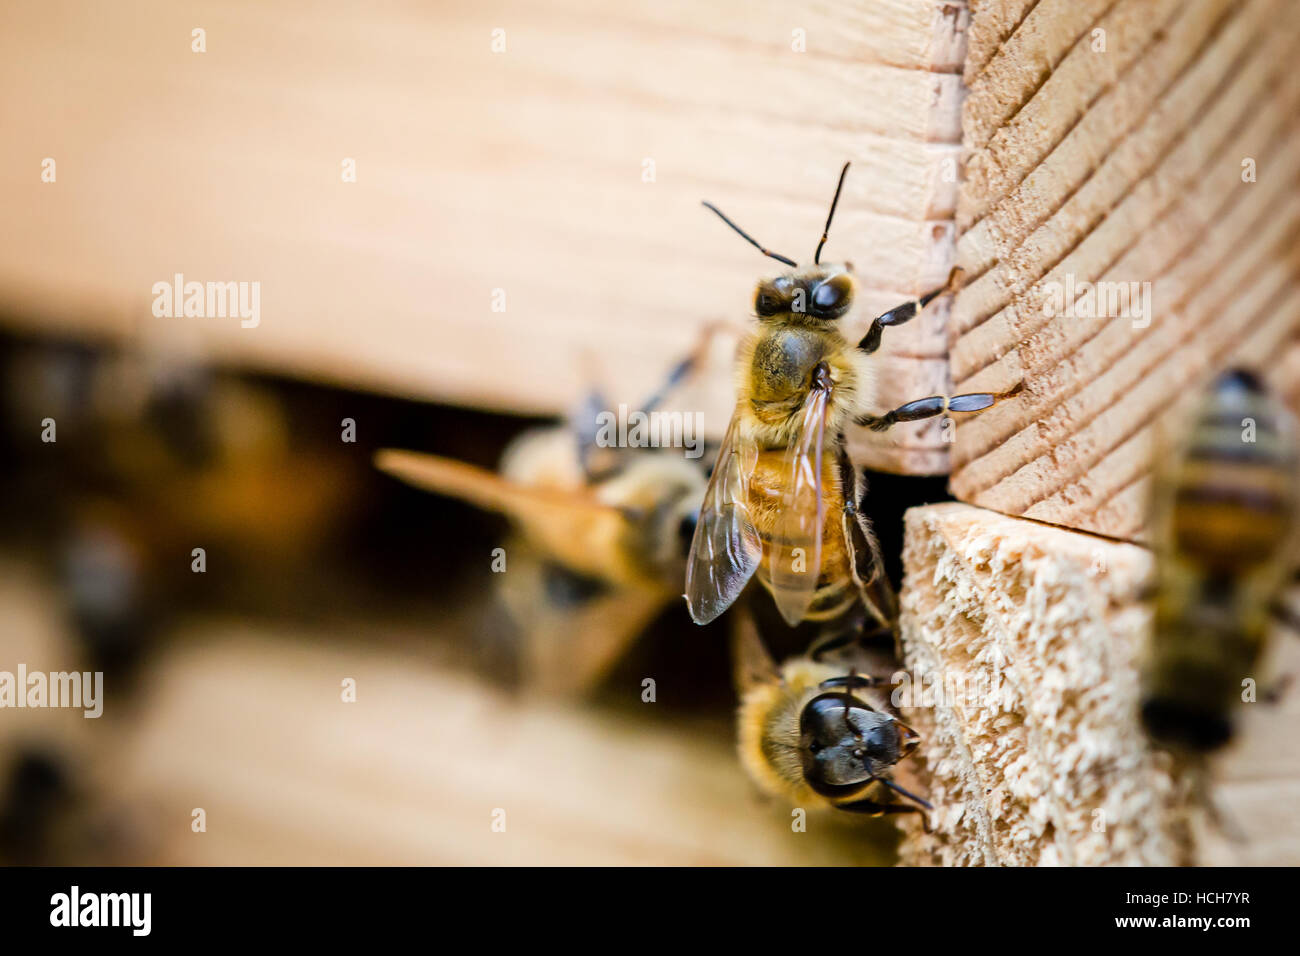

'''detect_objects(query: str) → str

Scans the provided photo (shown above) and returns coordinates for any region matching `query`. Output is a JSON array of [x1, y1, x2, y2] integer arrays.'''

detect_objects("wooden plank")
[[947, 0, 1300, 537], [0, 560, 891, 865], [958, 0, 1227, 243], [0, 0, 970, 473], [897, 503, 1300, 865], [960, 0, 1119, 157], [963, 0, 1040, 84], [954, 0, 1264, 334]]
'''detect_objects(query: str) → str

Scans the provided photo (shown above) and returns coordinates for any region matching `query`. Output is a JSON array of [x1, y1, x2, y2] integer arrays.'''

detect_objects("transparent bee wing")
[[685, 407, 760, 624], [769, 376, 832, 627]]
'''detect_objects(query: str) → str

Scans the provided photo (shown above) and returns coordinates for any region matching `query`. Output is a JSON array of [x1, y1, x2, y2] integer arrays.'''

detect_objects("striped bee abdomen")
[[1169, 371, 1299, 572], [746, 450, 857, 622]]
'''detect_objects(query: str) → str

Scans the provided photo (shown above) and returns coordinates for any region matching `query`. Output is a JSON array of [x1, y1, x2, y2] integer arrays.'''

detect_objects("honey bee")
[[1141, 368, 1300, 752], [731, 608, 929, 818], [686, 163, 1020, 638], [374, 338, 716, 694]]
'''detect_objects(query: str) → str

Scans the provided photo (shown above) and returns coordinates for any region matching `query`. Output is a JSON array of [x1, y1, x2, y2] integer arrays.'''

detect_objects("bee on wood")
[[375, 336, 717, 694], [685, 163, 1020, 640], [731, 609, 929, 818], [1141, 368, 1300, 752]]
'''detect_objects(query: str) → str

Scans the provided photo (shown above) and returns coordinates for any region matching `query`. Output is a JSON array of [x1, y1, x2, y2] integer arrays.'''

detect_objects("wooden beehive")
[[3, 0, 1299, 866], [0, 0, 976, 474], [949, 0, 1300, 538], [896, 0, 1300, 865]]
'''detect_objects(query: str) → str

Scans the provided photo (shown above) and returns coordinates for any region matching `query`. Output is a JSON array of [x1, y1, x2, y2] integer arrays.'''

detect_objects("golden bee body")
[[686, 265, 895, 632], [731, 303, 883, 625], [745, 450, 858, 624], [691, 162, 1013, 818]]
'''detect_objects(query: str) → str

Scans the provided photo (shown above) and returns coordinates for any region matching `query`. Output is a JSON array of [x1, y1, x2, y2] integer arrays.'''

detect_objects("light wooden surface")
[[948, 0, 1300, 538], [0, 558, 891, 866], [107, 630, 902, 866], [0, 0, 973, 473], [896, 503, 1300, 866]]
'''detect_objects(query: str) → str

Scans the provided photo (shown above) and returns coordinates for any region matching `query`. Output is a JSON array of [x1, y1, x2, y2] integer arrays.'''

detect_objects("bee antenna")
[[871, 775, 932, 811], [701, 201, 798, 267], [814, 162, 850, 266]]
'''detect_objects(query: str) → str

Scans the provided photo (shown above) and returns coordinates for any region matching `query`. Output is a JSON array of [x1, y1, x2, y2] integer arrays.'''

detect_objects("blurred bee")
[[1, 343, 360, 679], [1141, 369, 1300, 753], [686, 162, 1020, 638], [374, 335, 718, 694], [731, 609, 929, 818]]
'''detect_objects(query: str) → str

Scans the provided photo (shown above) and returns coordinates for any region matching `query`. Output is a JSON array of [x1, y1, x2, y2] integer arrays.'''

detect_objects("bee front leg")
[[857, 383, 1023, 433], [857, 267, 962, 354]]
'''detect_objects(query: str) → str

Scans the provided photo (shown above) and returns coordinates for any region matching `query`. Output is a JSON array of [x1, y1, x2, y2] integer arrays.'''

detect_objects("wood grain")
[[897, 503, 1300, 866], [948, 0, 1300, 538], [0, 0, 972, 473]]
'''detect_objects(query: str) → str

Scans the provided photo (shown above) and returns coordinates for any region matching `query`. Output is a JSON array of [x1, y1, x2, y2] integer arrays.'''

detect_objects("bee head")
[[797, 689, 916, 798], [705, 161, 857, 319], [754, 265, 856, 321]]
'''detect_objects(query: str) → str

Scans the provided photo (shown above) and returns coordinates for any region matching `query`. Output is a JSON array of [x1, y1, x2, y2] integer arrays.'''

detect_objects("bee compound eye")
[[755, 291, 781, 315], [813, 277, 849, 312]]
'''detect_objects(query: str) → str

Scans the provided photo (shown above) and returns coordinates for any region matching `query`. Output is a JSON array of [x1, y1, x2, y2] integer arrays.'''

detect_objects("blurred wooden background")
[[0, 0, 973, 473], [0, 559, 892, 866]]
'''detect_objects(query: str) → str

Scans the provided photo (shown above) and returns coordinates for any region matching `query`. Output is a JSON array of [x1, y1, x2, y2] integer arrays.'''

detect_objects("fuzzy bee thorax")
[[735, 324, 876, 449]]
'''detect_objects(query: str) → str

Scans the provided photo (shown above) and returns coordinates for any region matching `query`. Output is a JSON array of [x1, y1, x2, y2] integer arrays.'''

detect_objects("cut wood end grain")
[[894, 502, 1300, 865]]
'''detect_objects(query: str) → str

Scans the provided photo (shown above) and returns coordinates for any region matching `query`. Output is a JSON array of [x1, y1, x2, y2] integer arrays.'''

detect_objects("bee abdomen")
[[1172, 411, 1298, 568]]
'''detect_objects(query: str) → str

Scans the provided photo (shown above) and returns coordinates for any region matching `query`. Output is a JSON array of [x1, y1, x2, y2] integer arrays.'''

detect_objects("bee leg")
[[857, 382, 1023, 433], [838, 447, 899, 626], [577, 322, 726, 474], [636, 321, 725, 414], [1260, 591, 1300, 702], [1262, 673, 1293, 705], [817, 672, 899, 691], [807, 626, 859, 661], [815, 622, 894, 657], [835, 800, 931, 830], [857, 267, 962, 354], [1269, 596, 1300, 636]]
